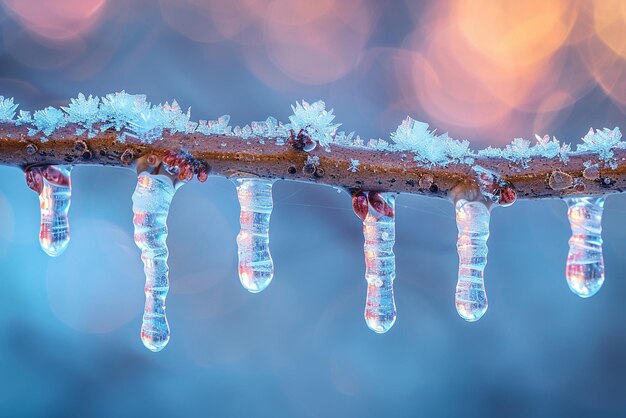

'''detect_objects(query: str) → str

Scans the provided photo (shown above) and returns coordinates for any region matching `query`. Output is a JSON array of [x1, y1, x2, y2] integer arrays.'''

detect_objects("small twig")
[[0, 123, 624, 201]]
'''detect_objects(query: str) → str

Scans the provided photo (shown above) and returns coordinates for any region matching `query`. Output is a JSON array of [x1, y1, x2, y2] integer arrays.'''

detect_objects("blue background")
[[1, 1, 626, 417]]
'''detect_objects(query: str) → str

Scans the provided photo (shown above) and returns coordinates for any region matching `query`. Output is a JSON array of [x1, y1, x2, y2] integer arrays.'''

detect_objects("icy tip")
[[365, 315, 396, 334], [240, 270, 272, 293], [455, 301, 487, 322], [141, 331, 169, 352], [41, 239, 70, 257]]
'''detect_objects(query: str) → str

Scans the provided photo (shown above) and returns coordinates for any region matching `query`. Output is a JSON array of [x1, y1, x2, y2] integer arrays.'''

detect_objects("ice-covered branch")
[[1, 122, 625, 202], [2, 92, 624, 350]]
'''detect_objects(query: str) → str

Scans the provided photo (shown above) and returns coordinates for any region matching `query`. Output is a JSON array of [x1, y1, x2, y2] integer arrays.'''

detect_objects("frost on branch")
[[390, 117, 473, 166], [0, 96, 18, 122], [0, 91, 625, 351], [577, 127, 623, 168], [288, 100, 340, 149]]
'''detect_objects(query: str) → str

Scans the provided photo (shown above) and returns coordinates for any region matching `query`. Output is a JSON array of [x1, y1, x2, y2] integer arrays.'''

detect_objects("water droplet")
[[498, 186, 517, 207], [455, 200, 490, 322], [25, 165, 72, 257], [132, 172, 180, 352], [549, 171, 573, 190], [419, 174, 433, 189], [233, 178, 275, 293], [354, 191, 397, 333], [583, 165, 600, 180], [565, 196, 605, 298]]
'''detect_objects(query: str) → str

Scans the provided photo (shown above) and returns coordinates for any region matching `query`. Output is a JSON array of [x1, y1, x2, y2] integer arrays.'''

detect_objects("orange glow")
[[593, 0, 626, 59]]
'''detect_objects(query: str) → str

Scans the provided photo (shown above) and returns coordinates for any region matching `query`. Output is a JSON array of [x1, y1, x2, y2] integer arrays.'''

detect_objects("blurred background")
[[0, 0, 625, 417]]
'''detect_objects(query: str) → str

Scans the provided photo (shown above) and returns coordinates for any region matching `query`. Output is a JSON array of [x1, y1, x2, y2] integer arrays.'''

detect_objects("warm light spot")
[[454, 0, 576, 69], [593, 0, 626, 59]]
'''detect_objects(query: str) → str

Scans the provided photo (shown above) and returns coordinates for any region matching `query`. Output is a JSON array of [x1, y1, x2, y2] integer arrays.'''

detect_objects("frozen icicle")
[[352, 191, 396, 333], [132, 172, 181, 352], [233, 178, 275, 293], [455, 199, 490, 322], [25, 165, 72, 257], [565, 196, 605, 298]]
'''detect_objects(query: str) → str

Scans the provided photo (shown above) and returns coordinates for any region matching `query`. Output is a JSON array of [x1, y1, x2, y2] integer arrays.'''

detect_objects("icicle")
[[565, 196, 605, 298], [25, 165, 72, 257], [232, 178, 275, 293], [132, 172, 181, 352], [455, 199, 490, 322], [352, 191, 396, 333]]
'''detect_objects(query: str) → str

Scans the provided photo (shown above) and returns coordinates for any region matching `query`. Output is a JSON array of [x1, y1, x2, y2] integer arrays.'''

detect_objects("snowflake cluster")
[[478, 134, 571, 167], [0, 96, 18, 122], [288, 100, 340, 148], [390, 117, 473, 166], [576, 127, 623, 168]]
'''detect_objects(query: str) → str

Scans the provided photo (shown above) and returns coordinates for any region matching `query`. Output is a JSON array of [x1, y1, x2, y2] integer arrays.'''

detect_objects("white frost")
[[390, 117, 473, 166], [0, 96, 18, 122], [288, 100, 340, 148]]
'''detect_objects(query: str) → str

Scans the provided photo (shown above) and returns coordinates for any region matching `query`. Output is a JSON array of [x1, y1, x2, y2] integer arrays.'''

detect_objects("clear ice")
[[353, 191, 397, 333], [233, 178, 275, 293], [132, 172, 180, 352], [24, 165, 72, 257], [565, 196, 605, 298], [455, 199, 490, 322]]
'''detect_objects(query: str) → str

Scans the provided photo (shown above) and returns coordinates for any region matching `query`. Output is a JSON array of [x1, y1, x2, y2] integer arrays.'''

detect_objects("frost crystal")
[[0, 96, 18, 122], [197, 115, 231, 135], [349, 159, 360, 172], [99, 91, 151, 131], [32, 107, 67, 136], [16, 110, 32, 125], [577, 128, 623, 167], [391, 117, 473, 166], [161, 101, 192, 133], [288, 100, 340, 148], [62, 94, 100, 128], [478, 134, 571, 166]]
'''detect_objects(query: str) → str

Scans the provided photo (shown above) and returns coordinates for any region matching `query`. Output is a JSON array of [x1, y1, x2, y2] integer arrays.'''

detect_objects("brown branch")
[[1, 122, 624, 200]]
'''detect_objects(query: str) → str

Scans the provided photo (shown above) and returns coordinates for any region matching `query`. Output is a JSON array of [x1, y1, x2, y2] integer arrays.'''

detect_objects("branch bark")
[[1, 122, 624, 200]]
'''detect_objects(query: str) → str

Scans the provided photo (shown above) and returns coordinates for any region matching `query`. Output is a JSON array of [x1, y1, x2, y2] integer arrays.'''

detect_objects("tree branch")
[[0, 122, 624, 201]]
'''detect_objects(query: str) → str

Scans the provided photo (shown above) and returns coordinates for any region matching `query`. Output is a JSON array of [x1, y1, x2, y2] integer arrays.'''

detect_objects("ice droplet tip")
[[41, 240, 70, 257]]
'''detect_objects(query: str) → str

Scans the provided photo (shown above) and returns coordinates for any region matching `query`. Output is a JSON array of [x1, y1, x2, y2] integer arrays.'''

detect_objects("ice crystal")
[[161, 101, 192, 133], [0, 96, 18, 122], [577, 128, 623, 167], [391, 117, 473, 166], [349, 159, 360, 172], [99, 91, 151, 132], [288, 100, 340, 148], [125, 107, 164, 144], [62, 94, 100, 128], [32, 107, 67, 136], [477, 134, 571, 166], [197, 115, 231, 135], [16, 110, 32, 125]]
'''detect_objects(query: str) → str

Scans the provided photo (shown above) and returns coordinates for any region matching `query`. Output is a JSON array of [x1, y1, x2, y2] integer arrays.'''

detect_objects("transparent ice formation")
[[353, 191, 397, 333], [132, 172, 180, 352], [233, 178, 275, 293], [455, 199, 490, 322], [24, 165, 72, 257], [565, 196, 605, 298]]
